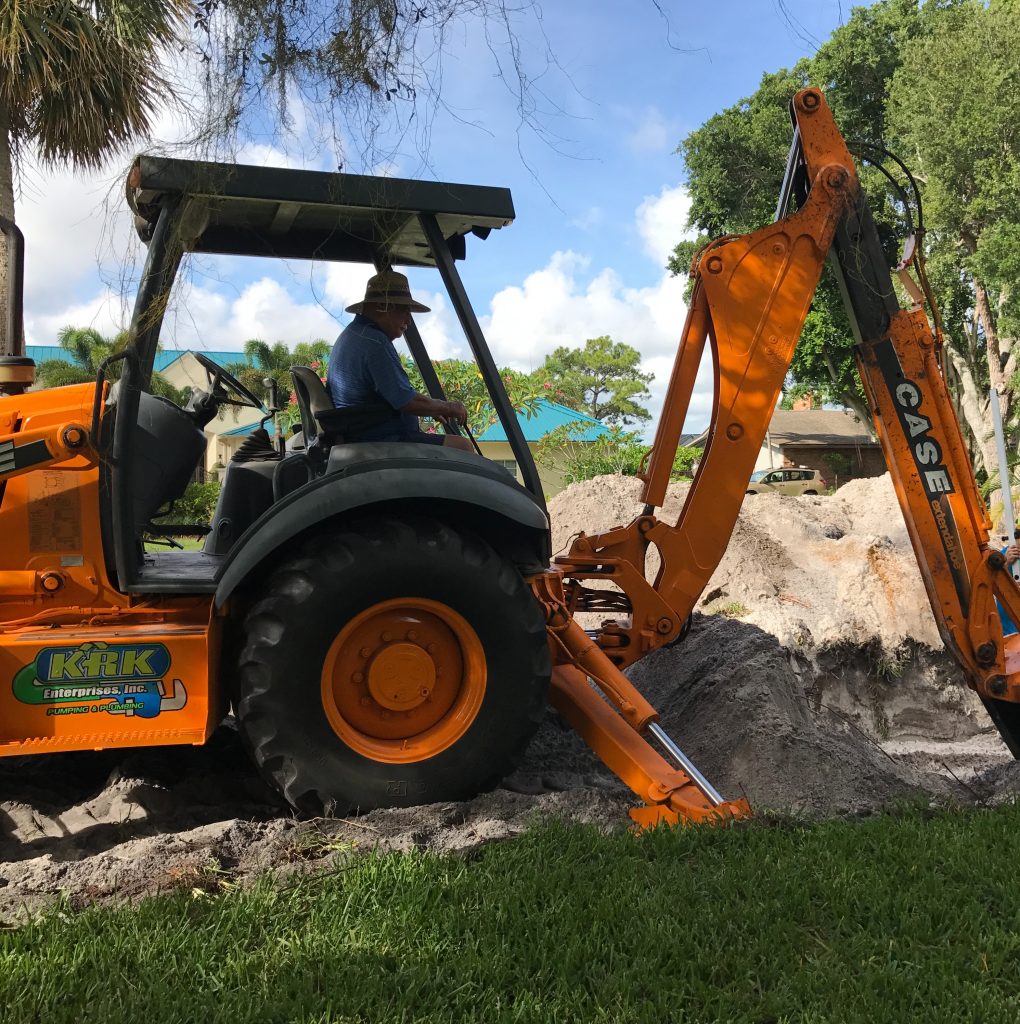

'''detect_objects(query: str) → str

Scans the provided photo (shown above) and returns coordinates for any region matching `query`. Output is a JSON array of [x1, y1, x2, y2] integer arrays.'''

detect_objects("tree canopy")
[[0, 0, 191, 352], [670, 0, 1020, 480], [1, 0, 567, 355], [225, 338, 332, 406], [533, 336, 653, 425], [402, 357, 545, 437]]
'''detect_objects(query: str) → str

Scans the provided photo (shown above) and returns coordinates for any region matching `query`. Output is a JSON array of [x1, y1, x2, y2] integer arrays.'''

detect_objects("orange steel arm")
[[548, 87, 1020, 795], [0, 421, 92, 482], [556, 90, 856, 666], [530, 571, 750, 828]]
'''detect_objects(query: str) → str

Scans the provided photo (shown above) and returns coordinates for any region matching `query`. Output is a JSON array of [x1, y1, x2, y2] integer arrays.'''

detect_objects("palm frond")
[[35, 359, 91, 389], [1, 0, 191, 169]]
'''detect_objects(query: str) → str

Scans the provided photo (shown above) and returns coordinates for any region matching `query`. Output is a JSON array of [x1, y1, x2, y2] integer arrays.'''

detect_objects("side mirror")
[[263, 376, 283, 413]]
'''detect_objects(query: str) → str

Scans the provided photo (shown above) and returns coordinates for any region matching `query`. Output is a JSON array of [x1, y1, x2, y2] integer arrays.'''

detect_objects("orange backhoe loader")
[[2, 88, 1019, 829]]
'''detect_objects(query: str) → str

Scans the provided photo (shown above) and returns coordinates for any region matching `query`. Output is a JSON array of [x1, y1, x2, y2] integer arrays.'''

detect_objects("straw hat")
[[345, 270, 431, 315]]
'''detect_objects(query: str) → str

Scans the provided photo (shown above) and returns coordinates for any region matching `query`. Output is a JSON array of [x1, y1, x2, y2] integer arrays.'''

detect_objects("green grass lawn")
[[4, 805, 1020, 1023], [143, 535, 205, 552]]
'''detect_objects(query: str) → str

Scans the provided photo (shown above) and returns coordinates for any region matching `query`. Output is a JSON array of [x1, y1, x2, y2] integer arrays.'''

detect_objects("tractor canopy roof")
[[127, 156, 515, 266]]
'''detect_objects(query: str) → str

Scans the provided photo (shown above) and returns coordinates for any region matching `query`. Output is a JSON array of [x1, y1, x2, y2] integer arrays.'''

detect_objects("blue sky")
[[19, 0, 858, 431]]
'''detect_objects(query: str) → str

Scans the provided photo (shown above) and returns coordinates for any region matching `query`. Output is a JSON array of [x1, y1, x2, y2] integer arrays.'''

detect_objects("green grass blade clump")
[[3, 805, 1020, 1022]]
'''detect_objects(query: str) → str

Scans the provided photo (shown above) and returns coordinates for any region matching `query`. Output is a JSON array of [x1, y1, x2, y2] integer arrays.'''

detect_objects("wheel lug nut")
[[381, 631, 392, 642], [427, 643, 437, 653], [352, 672, 364, 684], [360, 647, 371, 658], [407, 630, 418, 641], [360, 697, 370, 706]]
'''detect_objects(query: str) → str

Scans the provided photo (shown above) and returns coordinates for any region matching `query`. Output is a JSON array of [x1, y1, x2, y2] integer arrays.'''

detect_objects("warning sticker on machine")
[[27, 470, 82, 552], [12, 641, 188, 718]]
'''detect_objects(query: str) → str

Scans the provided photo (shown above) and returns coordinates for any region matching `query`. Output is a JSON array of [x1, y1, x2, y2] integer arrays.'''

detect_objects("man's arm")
[[401, 395, 468, 426]]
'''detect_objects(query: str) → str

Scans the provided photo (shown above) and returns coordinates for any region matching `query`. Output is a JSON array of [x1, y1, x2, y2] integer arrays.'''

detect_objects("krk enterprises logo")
[[13, 641, 187, 718]]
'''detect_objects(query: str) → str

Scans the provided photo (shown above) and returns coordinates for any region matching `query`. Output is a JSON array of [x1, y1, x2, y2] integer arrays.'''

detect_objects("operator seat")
[[290, 364, 333, 444], [289, 364, 396, 448]]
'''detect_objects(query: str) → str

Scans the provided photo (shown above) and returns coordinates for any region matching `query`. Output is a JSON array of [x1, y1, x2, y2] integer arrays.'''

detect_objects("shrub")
[[164, 482, 221, 525], [538, 424, 699, 486]]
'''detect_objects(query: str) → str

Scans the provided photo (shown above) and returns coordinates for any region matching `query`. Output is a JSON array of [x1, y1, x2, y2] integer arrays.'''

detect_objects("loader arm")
[[541, 88, 1020, 823]]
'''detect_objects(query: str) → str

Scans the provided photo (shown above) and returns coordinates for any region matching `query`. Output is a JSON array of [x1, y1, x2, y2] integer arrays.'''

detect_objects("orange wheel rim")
[[320, 597, 487, 764]]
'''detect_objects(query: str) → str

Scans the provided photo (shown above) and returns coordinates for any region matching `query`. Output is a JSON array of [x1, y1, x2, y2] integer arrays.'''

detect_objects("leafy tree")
[[0, 0, 191, 353], [1, 1, 574, 356], [886, 0, 1020, 475], [225, 338, 332, 405], [36, 325, 185, 402], [779, 383, 827, 411], [533, 336, 654, 425], [402, 357, 545, 437], [669, 0, 1018, 477]]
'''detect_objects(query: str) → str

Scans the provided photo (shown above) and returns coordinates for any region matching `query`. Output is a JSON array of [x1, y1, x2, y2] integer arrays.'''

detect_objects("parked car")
[[745, 466, 826, 496]]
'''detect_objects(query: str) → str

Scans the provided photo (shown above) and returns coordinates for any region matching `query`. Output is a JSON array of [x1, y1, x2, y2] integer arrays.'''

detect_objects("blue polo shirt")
[[327, 315, 419, 441]]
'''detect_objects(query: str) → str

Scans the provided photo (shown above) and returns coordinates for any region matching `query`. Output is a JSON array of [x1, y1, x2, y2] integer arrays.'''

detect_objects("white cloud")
[[483, 249, 688, 365], [18, 149, 716, 432], [159, 276, 341, 350], [625, 107, 678, 155], [571, 206, 604, 231], [635, 184, 695, 266], [26, 289, 130, 346], [17, 164, 139, 332]]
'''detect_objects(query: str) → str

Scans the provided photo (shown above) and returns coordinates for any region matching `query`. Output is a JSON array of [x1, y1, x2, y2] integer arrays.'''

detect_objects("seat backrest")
[[290, 365, 332, 442]]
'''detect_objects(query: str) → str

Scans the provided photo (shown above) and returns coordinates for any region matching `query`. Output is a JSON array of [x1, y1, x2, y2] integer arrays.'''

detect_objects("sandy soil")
[[2, 473, 1016, 917]]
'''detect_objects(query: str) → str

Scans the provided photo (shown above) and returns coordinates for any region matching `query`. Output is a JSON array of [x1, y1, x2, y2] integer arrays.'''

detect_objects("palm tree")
[[226, 338, 333, 405], [36, 324, 185, 403], [0, 0, 192, 354]]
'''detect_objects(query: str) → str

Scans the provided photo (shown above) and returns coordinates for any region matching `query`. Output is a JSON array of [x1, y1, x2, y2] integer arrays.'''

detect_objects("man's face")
[[367, 304, 413, 340]]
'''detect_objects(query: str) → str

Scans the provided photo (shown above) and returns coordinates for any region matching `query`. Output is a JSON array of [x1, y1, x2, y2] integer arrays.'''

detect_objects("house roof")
[[766, 409, 877, 446], [221, 419, 268, 437], [219, 399, 610, 443], [154, 349, 249, 372], [476, 399, 610, 443], [690, 408, 876, 448], [26, 345, 253, 373]]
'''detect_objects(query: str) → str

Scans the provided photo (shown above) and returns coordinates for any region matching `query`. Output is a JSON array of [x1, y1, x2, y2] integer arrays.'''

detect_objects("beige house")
[[691, 407, 882, 487]]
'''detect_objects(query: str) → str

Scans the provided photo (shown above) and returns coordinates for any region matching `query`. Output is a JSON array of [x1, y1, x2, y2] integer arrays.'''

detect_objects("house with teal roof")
[[216, 397, 610, 496], [30, 345, 610, 496]]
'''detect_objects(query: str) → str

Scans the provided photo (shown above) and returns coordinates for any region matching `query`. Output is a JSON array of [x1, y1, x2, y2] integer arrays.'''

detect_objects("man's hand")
[[400, 394, 469, 429], [441, 401, 467, 427], [1006, 544, 1020, 564]]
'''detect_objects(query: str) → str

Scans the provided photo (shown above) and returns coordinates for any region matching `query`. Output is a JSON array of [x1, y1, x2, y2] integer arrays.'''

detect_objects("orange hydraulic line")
[[642, 282, 710, 509]]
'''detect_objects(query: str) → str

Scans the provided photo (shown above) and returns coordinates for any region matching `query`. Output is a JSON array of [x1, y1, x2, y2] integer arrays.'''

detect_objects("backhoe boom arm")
[[551, 88, 1020, 778]]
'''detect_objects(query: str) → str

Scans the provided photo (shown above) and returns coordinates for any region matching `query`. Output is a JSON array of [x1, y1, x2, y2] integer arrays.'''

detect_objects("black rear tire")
[[234, 516, 550, 814]]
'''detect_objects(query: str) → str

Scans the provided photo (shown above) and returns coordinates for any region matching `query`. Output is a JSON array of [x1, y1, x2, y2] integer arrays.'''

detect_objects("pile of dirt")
[[2, 473, 1018, 915], [549, 473, 938, 652]]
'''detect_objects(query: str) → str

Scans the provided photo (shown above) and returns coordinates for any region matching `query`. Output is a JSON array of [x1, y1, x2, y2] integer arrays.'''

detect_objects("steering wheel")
[[192, 352, 265, 411]]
